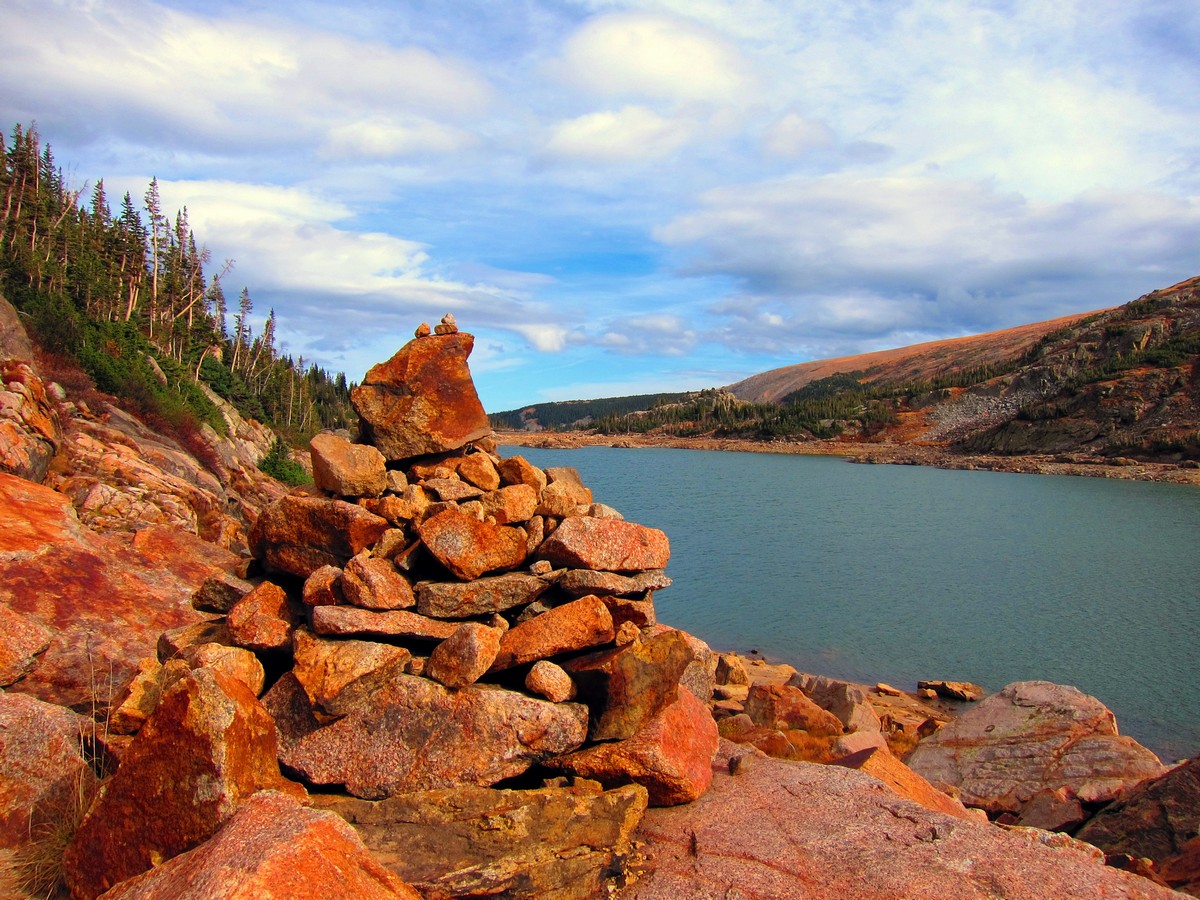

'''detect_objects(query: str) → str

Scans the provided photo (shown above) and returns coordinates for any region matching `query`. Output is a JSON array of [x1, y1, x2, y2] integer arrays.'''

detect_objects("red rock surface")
[[832, 745, 975, 821], [550, 687, 718, 806], [226, 581, 298, 652], [417, 507, 528, 580], [562, 630, 692, 741], [99, 790, 421, 899], [536, 516, 670, 572], [0, 602, 51, 685], [264, 672, 588, 798], [497, 455, 547, 493], [489, 595, 615, 671], [309, 432, 387, 498], [63, 668, 303, 900], [479, 483, 539, 524], [0, 473, 238, 713], [0, 692, 96, 854], [425, 622, 503, 688], [621, 742, 1183, 899], [907, 681, 1166, 814], [1076, 755, 1200, 865], [351, 333, 491, 461], [249, 494, 390, 578]]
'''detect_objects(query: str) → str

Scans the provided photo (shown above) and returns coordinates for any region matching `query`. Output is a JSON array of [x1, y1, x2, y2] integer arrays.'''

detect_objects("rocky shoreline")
[[3, 309, 1198, 898], [496, 430, 1200, 486]]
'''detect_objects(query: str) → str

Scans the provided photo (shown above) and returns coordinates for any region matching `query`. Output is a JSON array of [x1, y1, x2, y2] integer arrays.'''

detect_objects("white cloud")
[[554, 11, 752, 104], [597, 313, 698, 355], [510, 323, 573, 352], [544, 105, 694, 163], [0, 0, 494, 155], [658, 172, 1200, 348], [762, 114, 835, 159], [322, 117, 479, 159]]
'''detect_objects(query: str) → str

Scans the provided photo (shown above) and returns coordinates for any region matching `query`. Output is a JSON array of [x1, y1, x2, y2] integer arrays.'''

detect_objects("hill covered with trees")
[[0, 123, 354, 464]]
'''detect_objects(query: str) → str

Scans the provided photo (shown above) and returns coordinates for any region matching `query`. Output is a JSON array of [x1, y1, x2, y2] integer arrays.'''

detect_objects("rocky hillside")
[[3, 307, 1199, 898], [728, 309, 1107, 404]]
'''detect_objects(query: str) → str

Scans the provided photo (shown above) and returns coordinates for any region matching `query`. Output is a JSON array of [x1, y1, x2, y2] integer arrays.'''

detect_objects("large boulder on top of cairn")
[[907, 680, 1166, 815], [351, 331, 491, 461]]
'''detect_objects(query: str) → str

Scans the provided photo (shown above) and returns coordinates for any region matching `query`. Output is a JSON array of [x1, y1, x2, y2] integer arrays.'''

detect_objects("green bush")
[[258, 438, 311, 485]]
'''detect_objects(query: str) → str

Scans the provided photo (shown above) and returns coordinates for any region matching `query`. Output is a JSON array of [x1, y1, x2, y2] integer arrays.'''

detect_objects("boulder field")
[[0, 314, 1196, 898]]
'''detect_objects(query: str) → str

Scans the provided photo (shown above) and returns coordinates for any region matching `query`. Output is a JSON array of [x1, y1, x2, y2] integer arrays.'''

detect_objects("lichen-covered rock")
[[417, 507, 527, 581], [497, 454, 547, 491], [549, 687, 717, 806], [291, 627, 411, 714], [478, 483, 539, 524], [309, 605, 458, 641], [526, 660, 577, 702], [226, 581, 299, 653], [831, 745, 975, 821], [309, 432, 387, 498], [351, 333, 491, 461], [556, 568, 672, 598], [744, 683, 845, 737], [99, 790, 422, 899], [536, 516, 669, 573], [63, 668, 303, 900], [426, 622, 503, 688], [0, 358, 62, 483], [250, 494, 390, 578], [0, 692, 96, 855], [414, 572, 550, 618], [907, 681, 1166, 815], [263, 673, 588, 798], [790, 672, 882, 733], [562, 630, 692, 741], [342, 552, 416, 610], [314, 782, 647, 900], [489, 595, 615, 672]]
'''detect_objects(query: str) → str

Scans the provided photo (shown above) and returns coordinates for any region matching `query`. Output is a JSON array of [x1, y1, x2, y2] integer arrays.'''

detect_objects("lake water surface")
[[510, 446, 1200, 762]]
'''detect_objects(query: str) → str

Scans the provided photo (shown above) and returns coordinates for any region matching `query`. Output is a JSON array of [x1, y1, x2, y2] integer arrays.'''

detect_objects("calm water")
[[510, 446, 1200, 762]]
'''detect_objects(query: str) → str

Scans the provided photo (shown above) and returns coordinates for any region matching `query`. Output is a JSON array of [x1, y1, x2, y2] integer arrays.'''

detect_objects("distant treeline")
[[489, 392, 690, 431], [0, 123, 355, 452]]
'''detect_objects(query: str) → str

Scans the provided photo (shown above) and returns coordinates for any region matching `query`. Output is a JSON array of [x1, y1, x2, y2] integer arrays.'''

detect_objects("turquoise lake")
[[509, 446, 1200, 762]]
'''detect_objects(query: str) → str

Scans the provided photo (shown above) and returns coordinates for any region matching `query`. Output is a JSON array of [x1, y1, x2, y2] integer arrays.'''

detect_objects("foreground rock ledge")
[[620, 742, 1185, 899]]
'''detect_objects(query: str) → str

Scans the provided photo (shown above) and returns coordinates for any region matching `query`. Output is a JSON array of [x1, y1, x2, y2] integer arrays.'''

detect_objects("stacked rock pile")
[[84, 328, 717, 897], [242, 329, 718, 805]]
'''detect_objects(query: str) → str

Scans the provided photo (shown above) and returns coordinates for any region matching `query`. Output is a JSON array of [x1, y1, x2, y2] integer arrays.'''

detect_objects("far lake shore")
[[495, 430, 1200, 487]]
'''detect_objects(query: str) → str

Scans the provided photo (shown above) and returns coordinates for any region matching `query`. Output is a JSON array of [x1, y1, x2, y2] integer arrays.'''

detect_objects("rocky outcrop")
[[907, 681, 1166, 815], [622, 741, 1185, 899], [1076, 755, 1200, 889], [314, 782, 647, 899], [97, 790, 421, 899], [0, 472, 241, 714], [62, 667, 303, 899]]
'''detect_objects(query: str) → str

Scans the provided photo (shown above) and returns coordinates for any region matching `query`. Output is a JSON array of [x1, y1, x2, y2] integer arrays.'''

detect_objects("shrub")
[[258, 438, 310, 486]]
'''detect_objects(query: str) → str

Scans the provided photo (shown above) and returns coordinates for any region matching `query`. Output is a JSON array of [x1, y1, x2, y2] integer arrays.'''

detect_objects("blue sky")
[[3, 0, 1199, 412]]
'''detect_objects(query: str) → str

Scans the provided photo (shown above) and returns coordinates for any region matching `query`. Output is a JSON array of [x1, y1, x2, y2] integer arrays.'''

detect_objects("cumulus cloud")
[[543, 105, 695, 163], [658, 173, 1200, 351], [322, 117, 480, 159], [0, 0, 493, 156], [553, 11, 753, 104], [597, 313, 698, 355]]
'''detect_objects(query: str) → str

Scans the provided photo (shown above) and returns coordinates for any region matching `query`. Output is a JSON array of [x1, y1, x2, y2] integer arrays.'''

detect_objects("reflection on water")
[[512, 446, 1200, 762]]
